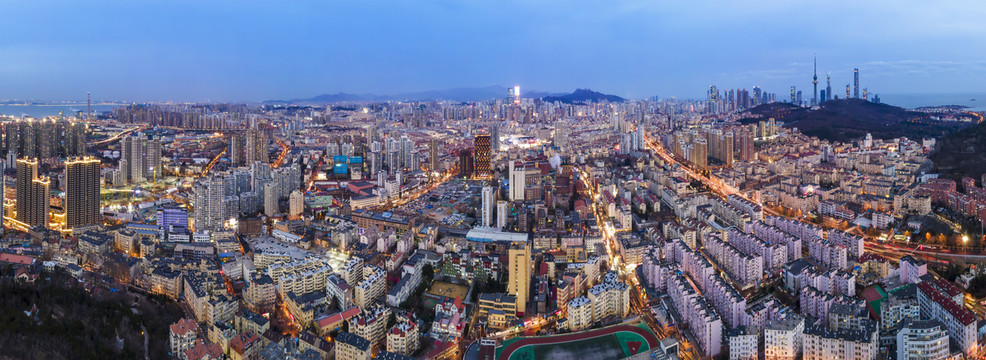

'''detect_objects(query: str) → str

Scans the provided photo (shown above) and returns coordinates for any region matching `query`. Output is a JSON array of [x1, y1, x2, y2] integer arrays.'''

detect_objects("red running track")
[[498, 325, 659, 360]]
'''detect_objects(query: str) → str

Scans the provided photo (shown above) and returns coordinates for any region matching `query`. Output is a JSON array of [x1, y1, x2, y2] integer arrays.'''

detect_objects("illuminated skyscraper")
[[65, 156, 101, 229], [428, 139, 439, 172], [846, 84, 851, 98], [16, 158, 48, 228], [853, 68, 860, 99], [790, 86, 797, 103], [474, 134, 491, 178]]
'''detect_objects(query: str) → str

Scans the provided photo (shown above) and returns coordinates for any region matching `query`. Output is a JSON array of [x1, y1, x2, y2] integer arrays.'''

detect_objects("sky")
[[2, 0, 985, 102]]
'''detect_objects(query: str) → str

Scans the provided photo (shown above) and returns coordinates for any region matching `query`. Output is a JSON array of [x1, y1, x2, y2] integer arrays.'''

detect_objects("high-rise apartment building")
[[245, 129, 269, 164], [428, 139, 439, 172], [16, 158, 49, 228], [508, 162, 525, 202], [508, 242, 530, 316], [65, 156, 101, 230], [481, 186, 493, 228], [497, 200, 508, 230]]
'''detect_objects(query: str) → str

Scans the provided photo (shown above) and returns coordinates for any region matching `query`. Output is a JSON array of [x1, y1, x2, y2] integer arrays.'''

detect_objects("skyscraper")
[[65, 156, 101, 229], [508, 241, 530, 316], [474, 134, 491, 178], [481, 186, 493, 227], [853, 68, 860, 99], [16, 158, 48, 228], [790, 86, 796, 103], [458, 148, 473, 177], [428, 139, 439, 172], [846, 84, 851, 98], [245, 129, 269, 164], [230, 134, 245, 165], [121, 135, 145, 184], [825, 72, 832, 102], [812, 56, 819, 106]]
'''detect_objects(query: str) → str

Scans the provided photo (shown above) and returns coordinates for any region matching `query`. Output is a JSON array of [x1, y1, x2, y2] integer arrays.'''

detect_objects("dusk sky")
[[2, 0, 985, 102]]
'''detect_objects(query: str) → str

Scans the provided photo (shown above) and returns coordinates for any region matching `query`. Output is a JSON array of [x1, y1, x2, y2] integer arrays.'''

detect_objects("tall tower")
[[825, 72, 832, 102], [65, 156, 101, 230], [853, 68, 860, 99], [87, 92, 92, 121], [812, 55, 819, 106]]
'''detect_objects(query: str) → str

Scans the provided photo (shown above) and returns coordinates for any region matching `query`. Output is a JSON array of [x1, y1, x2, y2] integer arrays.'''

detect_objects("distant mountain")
[[266, 86, 564, 104], [541, 89, 625, 104], [931, 121, 986, 179], [742, 99, 973, 143]]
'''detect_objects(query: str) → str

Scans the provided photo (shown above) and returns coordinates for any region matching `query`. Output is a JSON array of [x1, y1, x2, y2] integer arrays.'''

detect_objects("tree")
[[422, 264, 434, 281]]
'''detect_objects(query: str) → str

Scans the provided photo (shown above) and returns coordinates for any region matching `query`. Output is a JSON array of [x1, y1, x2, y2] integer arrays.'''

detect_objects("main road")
[[639, 129, 981, 264]]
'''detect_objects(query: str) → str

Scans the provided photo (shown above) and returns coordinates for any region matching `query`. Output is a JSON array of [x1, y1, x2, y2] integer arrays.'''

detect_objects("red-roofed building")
[[228, 331, 261, 360], [169, 318, 199, 356], [317, 306, 362, 336], [916, 281, 978, 355], [0, 253, 36, 266], [185, 341, 223, 360]]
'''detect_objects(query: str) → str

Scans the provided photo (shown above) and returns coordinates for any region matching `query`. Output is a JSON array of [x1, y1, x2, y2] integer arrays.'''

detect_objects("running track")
[[498, 325, 659, 360]]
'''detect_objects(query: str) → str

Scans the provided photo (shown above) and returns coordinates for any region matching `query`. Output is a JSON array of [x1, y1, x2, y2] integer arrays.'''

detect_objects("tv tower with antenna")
[[812, 55, 819, 106]]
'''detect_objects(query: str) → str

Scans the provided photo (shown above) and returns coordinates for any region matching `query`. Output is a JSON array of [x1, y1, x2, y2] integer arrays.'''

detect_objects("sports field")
[[427, 281, 470, 300], [497, 323, 658, 360]]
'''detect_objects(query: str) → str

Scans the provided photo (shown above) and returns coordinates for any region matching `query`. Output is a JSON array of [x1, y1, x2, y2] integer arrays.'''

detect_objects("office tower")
[[796, 91, 802, 106], [230, 134, 245, 165], [509, 162, 525, 202], [428, 139, 439, 172], [474, 134, 491, 178], [508, 242, 530, 316], [812, 56, 819, 106], [820, 90, 826, 104], [752, 87, 762, 107], [853, 68, 860, 99], [513, 85, 521, 104], [825, 72, 832, 102], [497, 200, 508, 230], [790, 86, 797, 103], [863, 88, 868, 101], [458, 148, 473, 177], [158, 206, 189, 229], [65, 157, 101, 229], [87, 92, 91, 120], [481, 186, 493, 227], [846, 84, 851, 98]]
